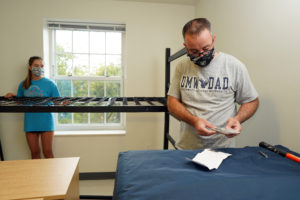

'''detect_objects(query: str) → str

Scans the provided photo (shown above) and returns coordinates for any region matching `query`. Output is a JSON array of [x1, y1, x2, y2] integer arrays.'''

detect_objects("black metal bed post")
[[0, 140, 4, 161], [164, 48, 171, 150]]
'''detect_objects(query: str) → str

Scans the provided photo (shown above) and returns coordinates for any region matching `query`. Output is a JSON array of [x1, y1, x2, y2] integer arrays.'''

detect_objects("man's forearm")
[[167, 96, 198, 126], [168, 96, 221, 136], [234, 98, 259, 123]]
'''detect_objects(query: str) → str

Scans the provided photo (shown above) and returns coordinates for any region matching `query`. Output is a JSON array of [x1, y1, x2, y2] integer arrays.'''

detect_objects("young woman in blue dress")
[[5, 56, 60, 159]]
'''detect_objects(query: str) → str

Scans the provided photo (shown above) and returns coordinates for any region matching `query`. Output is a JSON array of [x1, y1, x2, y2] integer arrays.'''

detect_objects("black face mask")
[[188, 48, 215, 67]]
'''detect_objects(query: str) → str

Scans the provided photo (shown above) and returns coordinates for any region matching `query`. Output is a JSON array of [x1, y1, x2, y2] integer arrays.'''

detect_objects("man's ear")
[[212, 34, 216, 43]]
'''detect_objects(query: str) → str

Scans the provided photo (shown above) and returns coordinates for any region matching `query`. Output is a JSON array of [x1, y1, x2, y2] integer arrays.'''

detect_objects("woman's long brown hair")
[[22, 56, 43, 89]]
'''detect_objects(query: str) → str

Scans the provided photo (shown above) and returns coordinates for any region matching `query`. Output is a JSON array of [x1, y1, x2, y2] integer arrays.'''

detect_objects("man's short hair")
[[182, 18, 212, 38]]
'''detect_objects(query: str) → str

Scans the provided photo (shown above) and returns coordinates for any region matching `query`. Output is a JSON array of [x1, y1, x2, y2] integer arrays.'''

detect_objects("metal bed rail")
[[168, 47, 186, 62], [0, 96, 167, 113], [164, 47, 186, 150]]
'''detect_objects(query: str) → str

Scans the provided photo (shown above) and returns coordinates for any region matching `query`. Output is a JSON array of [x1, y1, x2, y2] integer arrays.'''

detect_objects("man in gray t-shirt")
[[168, 18, 259, 150]]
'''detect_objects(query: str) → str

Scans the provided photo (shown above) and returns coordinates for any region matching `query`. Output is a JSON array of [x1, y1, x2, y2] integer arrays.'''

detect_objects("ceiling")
[[115, 0, 198, 6]]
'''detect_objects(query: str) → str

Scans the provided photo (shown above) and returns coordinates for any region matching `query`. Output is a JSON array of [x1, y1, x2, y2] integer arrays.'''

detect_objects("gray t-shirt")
[[168, 52, 258, 150]]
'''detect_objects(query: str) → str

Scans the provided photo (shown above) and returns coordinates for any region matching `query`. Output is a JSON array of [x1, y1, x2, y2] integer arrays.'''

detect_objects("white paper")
[[210, 127, 240, 135], [191, 149, 232, 170]]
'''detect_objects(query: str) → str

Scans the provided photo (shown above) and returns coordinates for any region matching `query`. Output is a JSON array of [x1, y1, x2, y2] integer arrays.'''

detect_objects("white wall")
[[196, 0, 300, 152], [0, 0, 195, 171]]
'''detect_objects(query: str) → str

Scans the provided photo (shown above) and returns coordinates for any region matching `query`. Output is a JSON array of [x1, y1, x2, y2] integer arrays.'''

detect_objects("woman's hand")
[[4, 93, 16, 99]]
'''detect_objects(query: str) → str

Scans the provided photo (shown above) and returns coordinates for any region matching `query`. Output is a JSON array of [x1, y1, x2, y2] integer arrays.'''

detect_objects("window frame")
[[46, 20, 126, 132]]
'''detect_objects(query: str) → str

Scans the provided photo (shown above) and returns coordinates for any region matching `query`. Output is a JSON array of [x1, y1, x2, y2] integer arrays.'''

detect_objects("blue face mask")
[[188, 48, 215, 67], [31, 67, 44, 77]]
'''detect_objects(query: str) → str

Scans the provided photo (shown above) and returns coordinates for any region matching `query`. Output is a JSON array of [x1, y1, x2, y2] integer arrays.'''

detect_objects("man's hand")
[[224, 98, 259, 138], [193, 118, 216, 136], [225, 117, 241, 138], [168, 96, 216, 136]]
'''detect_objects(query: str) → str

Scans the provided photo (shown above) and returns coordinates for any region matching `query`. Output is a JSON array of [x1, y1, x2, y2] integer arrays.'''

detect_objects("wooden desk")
[[0, 157, 79, 200]]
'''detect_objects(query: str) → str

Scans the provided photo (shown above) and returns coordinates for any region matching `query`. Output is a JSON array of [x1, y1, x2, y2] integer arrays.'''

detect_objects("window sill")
[[54, 130, 126, 136]]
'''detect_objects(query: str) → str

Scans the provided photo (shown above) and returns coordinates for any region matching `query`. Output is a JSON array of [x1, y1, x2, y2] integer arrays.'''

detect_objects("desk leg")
[[0, 140, 4, 161], [65, 164, 79, 200]]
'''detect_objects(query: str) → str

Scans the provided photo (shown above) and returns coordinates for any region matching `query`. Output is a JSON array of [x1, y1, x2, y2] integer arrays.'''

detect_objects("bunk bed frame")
[[0, 47, 187, 199]]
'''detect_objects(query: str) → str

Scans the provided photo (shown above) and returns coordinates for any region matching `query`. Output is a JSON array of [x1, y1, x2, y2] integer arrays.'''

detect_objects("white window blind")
[[47, 21, 126, 32]]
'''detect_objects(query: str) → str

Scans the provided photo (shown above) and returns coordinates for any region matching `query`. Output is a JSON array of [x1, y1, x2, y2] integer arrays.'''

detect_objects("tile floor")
[[80, 179, 115, 196]]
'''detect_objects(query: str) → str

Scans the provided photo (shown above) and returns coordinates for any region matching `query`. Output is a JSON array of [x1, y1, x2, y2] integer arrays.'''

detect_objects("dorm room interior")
[[1, 0, 300, 199]]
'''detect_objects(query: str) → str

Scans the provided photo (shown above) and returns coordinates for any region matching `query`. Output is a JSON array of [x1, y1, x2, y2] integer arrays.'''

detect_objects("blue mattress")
[[113, 146, 300, 200]]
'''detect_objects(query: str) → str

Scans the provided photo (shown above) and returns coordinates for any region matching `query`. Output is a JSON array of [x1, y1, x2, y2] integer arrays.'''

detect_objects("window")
[[47, 21, 125, 131]]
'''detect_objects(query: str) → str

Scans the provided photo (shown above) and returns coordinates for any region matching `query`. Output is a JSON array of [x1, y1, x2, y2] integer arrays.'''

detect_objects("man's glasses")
[[187, 49, 211, 57], [186, 39, 214, 57]]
